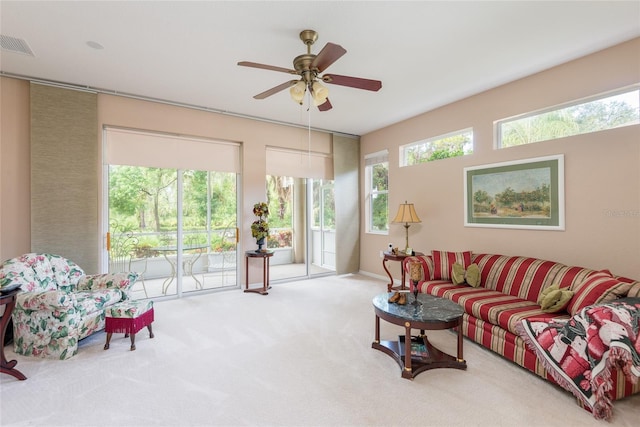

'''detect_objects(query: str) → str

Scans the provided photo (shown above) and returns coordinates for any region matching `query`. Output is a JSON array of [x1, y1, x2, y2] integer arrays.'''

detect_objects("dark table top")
[[372, 292, 464, 324]]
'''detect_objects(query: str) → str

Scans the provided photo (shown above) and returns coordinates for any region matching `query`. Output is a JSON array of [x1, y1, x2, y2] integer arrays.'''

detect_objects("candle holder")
[[409, 261, 422, 305], [411, 280, 421, 305]]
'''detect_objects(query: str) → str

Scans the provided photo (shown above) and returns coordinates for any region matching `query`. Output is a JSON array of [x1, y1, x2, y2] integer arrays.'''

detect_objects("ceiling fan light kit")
[[290, 80, 306, 104], [238, 29, 382, 111], [311, 81, 329, 106]]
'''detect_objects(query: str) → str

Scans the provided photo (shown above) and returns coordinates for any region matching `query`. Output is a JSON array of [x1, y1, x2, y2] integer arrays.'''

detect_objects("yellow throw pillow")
[[538, 284, 574, 313], [452, 262, 481, 287]]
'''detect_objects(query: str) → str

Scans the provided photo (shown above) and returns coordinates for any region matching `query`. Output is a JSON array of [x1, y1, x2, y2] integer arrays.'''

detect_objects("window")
[[497, 87, 640, 148], [365, 150, 389, 233], [400, 128, 473, 167]]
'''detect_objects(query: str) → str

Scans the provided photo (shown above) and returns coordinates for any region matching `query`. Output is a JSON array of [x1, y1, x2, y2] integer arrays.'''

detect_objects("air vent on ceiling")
[[0, 34, 35, 56]]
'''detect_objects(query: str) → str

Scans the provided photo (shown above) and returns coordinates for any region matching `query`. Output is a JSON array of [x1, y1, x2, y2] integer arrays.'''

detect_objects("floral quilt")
[[517, 298, 640, 420]]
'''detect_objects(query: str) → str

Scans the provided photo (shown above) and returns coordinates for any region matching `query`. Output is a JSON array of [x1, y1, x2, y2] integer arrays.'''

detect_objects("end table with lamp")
[[386, 201, 422, 292]]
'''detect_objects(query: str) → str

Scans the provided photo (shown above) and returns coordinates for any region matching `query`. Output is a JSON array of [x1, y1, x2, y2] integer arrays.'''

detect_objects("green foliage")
[[371, 193, 388, 231], [406, 133, 472, 165], [501, 94, 638, 147], [109, 166, 237, 234], [251, 201, 270, 240], [371, 163, 388, 191], [473, 183, 551, 216], [266, 175, 292, 228], [109, 167, 332, 253], [474, 190, 491, 205], [370, 163, 388, 231]]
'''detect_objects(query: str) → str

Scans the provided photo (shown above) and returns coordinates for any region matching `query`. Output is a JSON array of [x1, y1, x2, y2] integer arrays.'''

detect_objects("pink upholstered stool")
[[104, 300, 154, 351]]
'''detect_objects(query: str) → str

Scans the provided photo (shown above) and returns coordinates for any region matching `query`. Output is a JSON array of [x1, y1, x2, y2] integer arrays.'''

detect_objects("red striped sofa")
[[403, 251, 640, 414]]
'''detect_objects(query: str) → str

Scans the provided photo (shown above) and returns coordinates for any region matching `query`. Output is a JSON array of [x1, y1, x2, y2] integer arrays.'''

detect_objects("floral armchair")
[[0, 253, 137, 360]]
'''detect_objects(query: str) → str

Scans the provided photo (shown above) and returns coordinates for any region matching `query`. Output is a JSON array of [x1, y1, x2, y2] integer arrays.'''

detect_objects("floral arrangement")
[[251, 202, 270, 241]]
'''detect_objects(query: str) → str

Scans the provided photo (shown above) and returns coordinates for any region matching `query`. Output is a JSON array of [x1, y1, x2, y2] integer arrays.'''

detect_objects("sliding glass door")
[[313, 180, 336, 271], [104, 127, 240, 299], [267, 175, 335, 282]]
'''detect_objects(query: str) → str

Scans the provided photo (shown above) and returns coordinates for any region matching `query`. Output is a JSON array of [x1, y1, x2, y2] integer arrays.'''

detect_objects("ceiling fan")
[[238, 29, 382, 111]]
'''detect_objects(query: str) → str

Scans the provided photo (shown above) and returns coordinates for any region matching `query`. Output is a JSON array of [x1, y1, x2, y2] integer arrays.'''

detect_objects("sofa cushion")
[[74, 289, 123, 317], [567, 273, 633, 315], [47, 253, 85, 292], [472, 254, 565, 303], [537, 284, 574, 313], [553, 265, 600, 288], [432, 250, 472, 280], [422, 280, 570, 335], [0, 253, 85, 293], [0, 254, 57, 292], [77, 272, 138, 297]]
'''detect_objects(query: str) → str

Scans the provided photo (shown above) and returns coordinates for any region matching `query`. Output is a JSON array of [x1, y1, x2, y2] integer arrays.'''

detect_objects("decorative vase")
[[256, 237, 265, 252]]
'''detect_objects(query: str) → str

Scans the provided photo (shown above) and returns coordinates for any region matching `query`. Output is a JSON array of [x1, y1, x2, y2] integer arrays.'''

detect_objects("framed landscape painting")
[[464, 154, 564, 230]]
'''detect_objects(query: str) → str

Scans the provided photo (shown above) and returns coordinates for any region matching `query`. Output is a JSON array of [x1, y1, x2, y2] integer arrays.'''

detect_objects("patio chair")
[[109, 222, 148, 298]]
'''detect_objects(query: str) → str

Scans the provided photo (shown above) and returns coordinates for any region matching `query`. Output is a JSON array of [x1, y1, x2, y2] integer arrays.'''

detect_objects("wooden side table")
[[244, 250, 274, 295], [382, 251, 423, 292], [1, 288, 27, 380]]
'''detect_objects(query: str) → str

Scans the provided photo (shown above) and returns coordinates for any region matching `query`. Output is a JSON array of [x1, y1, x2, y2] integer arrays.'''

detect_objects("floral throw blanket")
[[517, 298, 640, 420]]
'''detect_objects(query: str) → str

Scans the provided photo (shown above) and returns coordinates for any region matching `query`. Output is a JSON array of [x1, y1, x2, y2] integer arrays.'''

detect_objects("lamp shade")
[[311, 81, 329, 106], [289, 80, 306, 104], [392, 202, 421, 224]]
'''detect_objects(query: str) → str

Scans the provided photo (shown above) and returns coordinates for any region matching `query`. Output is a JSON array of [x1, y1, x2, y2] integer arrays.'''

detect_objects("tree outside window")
[[368, 161, 388, 232], [499, 89, 639, 148]]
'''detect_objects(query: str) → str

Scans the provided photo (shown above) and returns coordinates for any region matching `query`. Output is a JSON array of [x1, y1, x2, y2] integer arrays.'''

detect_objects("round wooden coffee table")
[[372, 292, 466, 379]]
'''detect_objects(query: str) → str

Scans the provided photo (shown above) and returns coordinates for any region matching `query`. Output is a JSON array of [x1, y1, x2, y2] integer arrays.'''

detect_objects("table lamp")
[[392, 201, 421, 254]]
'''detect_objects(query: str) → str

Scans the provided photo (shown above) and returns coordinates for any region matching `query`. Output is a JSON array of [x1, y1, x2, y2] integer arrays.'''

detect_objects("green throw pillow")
[[451, 263, 465, 285], [452, 262, 481, 287], [466, 264, 481, 287], [538, 284, 574, 313]]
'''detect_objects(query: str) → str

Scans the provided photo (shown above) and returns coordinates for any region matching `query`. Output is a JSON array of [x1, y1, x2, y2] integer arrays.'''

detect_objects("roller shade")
[[364, 149, 388, 166], [105, 127, 240, 173], [266, 146, 333, 179]]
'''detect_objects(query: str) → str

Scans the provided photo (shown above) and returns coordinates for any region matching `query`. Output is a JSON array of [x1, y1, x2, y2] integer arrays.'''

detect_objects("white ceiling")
[[2, 1, 639, 136]]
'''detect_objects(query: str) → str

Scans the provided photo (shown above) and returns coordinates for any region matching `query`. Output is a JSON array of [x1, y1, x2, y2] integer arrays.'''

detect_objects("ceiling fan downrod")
[[299, 29, 318, 54]]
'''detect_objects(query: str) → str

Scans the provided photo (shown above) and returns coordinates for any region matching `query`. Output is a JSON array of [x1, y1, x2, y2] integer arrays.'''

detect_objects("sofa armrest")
[[625, 281, 640, 298], [77, 272, 138, 298], [16, 290, 76, 311]]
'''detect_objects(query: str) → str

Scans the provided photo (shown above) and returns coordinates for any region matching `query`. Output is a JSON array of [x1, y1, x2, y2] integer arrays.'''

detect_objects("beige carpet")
[[1, 273, 639, 426]]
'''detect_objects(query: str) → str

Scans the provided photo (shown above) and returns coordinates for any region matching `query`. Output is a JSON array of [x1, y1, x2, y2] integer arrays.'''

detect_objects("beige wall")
[[360, 37, 640, 280], [0, 78, 31, 262]]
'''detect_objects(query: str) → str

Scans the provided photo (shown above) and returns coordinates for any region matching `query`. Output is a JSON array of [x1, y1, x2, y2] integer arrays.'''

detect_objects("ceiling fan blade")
[[317, 98, 332, 112], [254, 80, 298, 99], [322, 74, 382, 92], [312, 43, 347, 73], [238, 61, 296, 75]]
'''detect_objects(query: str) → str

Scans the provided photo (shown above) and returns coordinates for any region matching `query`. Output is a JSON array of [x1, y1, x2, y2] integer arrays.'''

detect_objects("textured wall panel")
[[30, 83, 99, 272], [333, 134, 360, 274]]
